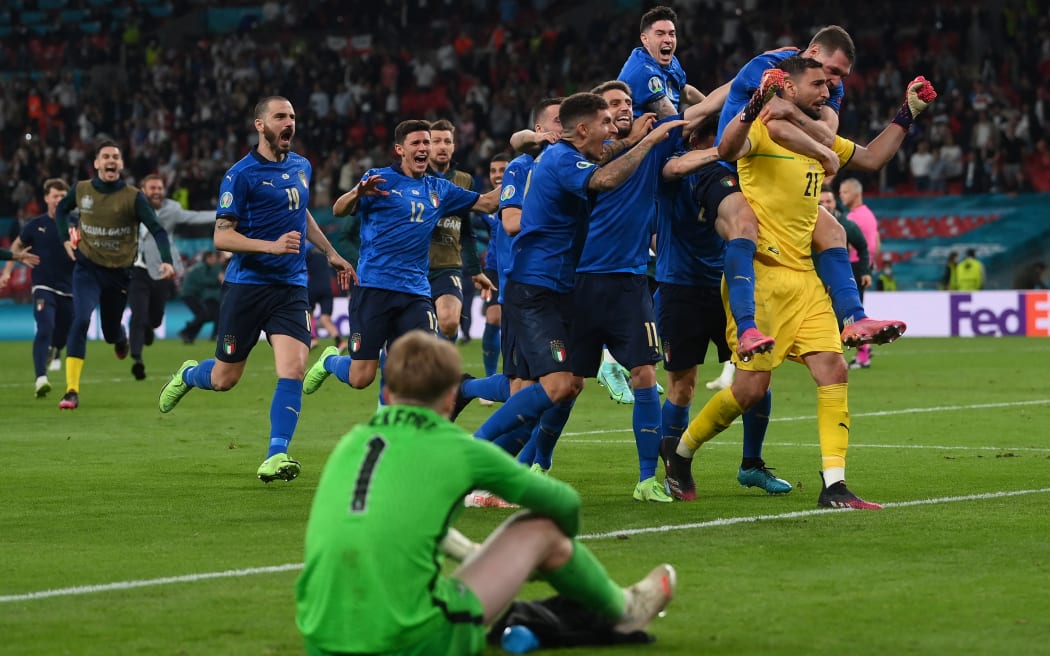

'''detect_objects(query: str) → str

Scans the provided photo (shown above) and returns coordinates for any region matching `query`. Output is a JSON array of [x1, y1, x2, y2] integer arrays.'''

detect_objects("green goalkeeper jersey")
[[295, 405, 582, 654]]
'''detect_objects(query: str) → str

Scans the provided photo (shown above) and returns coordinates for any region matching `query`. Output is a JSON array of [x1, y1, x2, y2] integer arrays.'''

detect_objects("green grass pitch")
[[3, 337, 1049, 655]]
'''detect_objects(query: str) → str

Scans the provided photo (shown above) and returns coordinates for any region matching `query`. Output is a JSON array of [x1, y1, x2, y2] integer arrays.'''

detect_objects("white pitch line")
[[560, 398, 1050, 438], [577, 487, 1050, 540], [5, 487, 1050, 604], [0, 563, 304, 604], [560, 439, 1050, 452]]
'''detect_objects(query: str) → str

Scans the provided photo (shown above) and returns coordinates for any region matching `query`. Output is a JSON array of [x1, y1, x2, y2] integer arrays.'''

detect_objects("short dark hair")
[[809, 25, 855, 65], [966, 248, 977, 258], [590, 80, 631, 97], [94, 139, 120, 158], [254, 95, 291, 121], [490, 152, 512, 165], [429, 119, 455, 133], [558, 93, 609, 133], [778, 55, 824, 77], [640, 5, 677, 32], [690, 112, 720, 144], [394, 120, 432, 145], [529, 97, 563, 129], [43, 178, 69, 193]]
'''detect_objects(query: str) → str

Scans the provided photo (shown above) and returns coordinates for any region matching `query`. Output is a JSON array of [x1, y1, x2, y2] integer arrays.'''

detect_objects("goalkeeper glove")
[[741, 68, 785, 122], [892, 76, 938, 130]]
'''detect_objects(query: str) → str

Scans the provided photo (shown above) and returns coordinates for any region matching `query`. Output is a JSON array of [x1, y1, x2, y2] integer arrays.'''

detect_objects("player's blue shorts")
[[655, 282, 731, 371], [502, 280, 573, 380], [429, 268, 464, 302], [348, 285, 437, 360], [500, 308, 527, 379], [214, 282, 311, 363], [569, 273, 661, 377], [33, 288, 73, 348], [693, 160, 741, 215], [482, 267, 500, 311], [308, 287, 334, 316]]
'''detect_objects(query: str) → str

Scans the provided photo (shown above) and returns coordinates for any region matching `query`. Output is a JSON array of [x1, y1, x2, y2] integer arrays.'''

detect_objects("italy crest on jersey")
[[222, 334, 237, 355], [550, 339, 566, 363], [429, 191, 440, 209], [298, 170, 308, 188]]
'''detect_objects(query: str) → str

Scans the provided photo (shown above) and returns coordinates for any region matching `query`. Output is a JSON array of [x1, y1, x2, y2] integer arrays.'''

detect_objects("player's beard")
[[264, 125, 293, 159]]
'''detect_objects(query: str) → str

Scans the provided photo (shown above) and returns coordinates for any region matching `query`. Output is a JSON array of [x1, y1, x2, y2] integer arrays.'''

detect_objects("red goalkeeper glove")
[[741, 68, 785, 122], [892, 76, 938, 130]]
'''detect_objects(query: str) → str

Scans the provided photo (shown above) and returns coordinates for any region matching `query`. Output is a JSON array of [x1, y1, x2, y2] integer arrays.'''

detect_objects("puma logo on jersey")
[[261, 180, 274, 187]]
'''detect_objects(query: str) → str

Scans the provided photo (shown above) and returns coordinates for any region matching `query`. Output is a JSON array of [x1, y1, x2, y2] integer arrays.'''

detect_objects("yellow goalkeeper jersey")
[[737, 120, 856, 271]]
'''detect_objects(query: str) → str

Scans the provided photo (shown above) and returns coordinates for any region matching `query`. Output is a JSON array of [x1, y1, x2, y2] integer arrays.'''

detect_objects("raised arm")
[[661, 147, 720, 180], [333, 174, 388, 217], [848, 76, 938, 172], [470, 187, 500, 214], [589, 119, 687, 192], [761, 97, 837, 147]]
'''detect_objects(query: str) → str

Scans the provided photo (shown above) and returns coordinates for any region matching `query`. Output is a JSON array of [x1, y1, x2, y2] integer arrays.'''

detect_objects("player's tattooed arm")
[[641, 95, 678, 119], [598, 113, 657, 164]]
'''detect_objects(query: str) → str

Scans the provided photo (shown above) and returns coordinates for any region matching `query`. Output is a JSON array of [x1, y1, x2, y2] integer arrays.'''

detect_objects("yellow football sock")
[[680, 386, 744, 453], [817, 383, 849, 473], [66, 356, 84, 393]]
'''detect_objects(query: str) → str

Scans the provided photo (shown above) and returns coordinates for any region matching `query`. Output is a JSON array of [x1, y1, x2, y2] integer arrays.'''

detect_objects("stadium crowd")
[[1, 0, 1049, 231]]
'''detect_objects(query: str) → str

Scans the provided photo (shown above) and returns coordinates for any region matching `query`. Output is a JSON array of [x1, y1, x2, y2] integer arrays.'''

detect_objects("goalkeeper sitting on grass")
[[296, 330, 676, 656]]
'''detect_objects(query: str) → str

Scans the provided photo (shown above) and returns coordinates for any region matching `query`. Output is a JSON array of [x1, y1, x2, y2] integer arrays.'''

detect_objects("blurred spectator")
[[942, 251, 959, 290], [910, 140, 935, 191], [1026, 138, 1050, 192], [1013, 261, 1047, 290], [955, 249, 985, 290]]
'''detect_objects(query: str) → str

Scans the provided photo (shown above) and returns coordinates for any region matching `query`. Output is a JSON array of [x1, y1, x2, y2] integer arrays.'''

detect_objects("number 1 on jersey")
[[350, 436, 387, 513]]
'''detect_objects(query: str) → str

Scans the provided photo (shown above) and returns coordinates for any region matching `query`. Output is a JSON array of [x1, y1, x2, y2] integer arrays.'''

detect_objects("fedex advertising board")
[[863, 291, 1050, 337]]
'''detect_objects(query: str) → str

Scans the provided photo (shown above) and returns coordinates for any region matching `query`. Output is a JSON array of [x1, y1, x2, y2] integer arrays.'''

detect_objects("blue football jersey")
[[508, 142, 597, 293], [482, 211, 500, 271], [578, 117, 683, 275], [496, 152, 535, 302], [218, 148, 312, 286], [19, 214, 73, 294], [655, 153, 726, 288], [618, 47, 688, 118], [715, 50, 845, 171], [356, 164, 480, 296]]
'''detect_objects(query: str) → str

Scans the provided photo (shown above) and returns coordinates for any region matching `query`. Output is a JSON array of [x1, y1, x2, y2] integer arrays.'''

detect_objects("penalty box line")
[[4, 487, 1049, 604]]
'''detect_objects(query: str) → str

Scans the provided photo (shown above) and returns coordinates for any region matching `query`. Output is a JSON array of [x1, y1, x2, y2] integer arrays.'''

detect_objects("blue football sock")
[[492, 423, 534, 456], [463, 374, 511, 402], [517, 435, 538, 465], [815, 247, 867, 324], [531, 399, 575, 471], [724, 238, 758, 337], [474, 384, 554, 441], [324, 354, 353, 385], [633, 386, 661, 481], [661, 399, 690, 442], [268, 378, 303, 457], [741, 389, 772, 461], [185, 359, 216, 390], [482, 322, 501, 377]]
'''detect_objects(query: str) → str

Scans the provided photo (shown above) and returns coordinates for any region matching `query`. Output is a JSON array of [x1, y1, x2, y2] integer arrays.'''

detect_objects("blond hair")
[[384, 331, 461, 407]]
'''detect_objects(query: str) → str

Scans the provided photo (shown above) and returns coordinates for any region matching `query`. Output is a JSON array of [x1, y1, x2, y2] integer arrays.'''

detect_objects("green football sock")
[[543, 540, 625, 620]]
